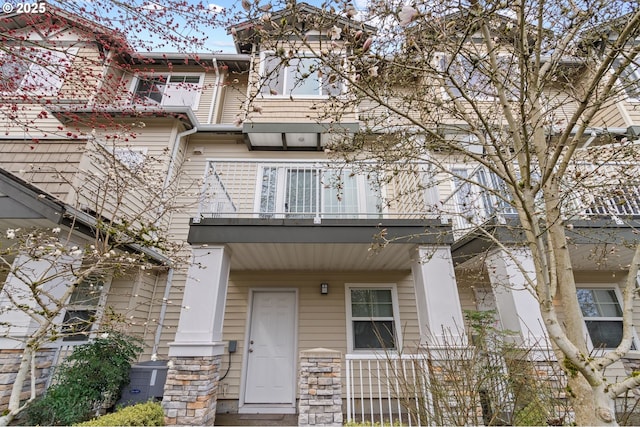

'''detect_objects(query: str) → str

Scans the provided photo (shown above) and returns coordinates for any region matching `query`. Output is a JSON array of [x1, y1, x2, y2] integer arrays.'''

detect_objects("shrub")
[[25, 331, 142, 425], [75, 401, 164, 426]]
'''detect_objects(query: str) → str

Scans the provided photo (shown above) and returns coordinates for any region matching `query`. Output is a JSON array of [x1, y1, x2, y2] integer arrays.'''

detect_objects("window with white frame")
[[616, 60, 640, 100], [260, 53, 343, 97], [114, 147, 147, 171], [62, 275, 104, 342], [0, 48, 77, 95], [257, 165, 382, 218], [440, 53, 518, 100], [132, 74, 203, 109], [577, 287, 632, 349], [346, 285, 400, 352]]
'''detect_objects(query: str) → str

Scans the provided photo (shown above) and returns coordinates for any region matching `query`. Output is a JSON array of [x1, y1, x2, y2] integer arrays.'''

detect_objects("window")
[[347, 286, 400, 351], [257, 165, 382, 218], [260, 53, 343, 97], [114, 147, 146, 171], [441, 54, 518, 100], [617, 60, 640, 100], [577, 287, 631, 349], [132, 74, 203, 109], [62, 276, 103, 341], [0, 48, 77, 95]]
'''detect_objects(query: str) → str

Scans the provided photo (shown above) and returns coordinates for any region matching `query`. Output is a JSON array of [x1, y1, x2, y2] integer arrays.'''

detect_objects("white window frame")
[[259, 51, 344, 98], [576, 284, 636, 350], [130, 72, 204, 110], [62, 274, 111, 342], [114, 147, 147, 171], [438, 52, 518, 101], [345, 283, 402, 354], [252, 163, 383, 219], [616, 59, 640, 102], [0, 47, 78, 96]]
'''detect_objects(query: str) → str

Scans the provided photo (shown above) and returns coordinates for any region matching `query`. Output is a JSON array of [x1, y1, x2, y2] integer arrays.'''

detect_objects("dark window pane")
[[353, 320, 395, 350], [62, 310, 95, 342], [585, 320, 623, 348], [351, 289, 393, 317]]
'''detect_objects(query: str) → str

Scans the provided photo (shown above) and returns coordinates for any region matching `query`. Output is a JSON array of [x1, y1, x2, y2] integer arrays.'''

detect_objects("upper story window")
[[346, 285, 401, 352], [260, 53, 343, 97], [440, 54, 518, 100], [0, 48, 77, 95], [114, 147, 147, 172], [132, 73, 203, 110], [577, 286, 634, 349], [617, 60, 640, 101]]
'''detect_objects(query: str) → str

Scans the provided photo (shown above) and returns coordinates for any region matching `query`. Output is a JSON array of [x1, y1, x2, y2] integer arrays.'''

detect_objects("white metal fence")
[[345, 354, 431, 426]]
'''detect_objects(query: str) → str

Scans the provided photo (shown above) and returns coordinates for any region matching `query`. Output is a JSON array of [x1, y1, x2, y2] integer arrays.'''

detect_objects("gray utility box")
[[117, 360, 169, 406]]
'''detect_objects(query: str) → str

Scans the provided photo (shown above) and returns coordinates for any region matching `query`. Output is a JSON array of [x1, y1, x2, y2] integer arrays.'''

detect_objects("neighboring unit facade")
[[1, 3, 640, 426]]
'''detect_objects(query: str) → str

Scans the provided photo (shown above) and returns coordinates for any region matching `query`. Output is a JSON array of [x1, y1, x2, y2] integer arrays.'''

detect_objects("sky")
[[121, 0, 370, 54]]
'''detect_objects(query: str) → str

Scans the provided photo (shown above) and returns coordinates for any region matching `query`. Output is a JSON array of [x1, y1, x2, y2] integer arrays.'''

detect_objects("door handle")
[[250, 340, 254, 344], [249, 348, 253, 353]]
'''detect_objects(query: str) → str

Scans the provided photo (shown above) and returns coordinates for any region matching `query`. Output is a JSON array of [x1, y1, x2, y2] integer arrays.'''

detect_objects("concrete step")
[[214, 413, 298, 426]]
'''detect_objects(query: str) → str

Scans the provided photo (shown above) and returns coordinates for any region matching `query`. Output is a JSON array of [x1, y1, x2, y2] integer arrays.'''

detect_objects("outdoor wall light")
[[320, 283, 329, 295]]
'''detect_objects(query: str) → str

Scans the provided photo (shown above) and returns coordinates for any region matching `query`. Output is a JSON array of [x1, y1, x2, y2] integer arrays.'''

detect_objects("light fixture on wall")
[[320, 283, 329, 295]]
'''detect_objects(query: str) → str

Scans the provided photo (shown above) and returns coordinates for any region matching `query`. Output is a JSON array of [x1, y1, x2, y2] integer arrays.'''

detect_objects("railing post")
[[298, 348, 342, 426]]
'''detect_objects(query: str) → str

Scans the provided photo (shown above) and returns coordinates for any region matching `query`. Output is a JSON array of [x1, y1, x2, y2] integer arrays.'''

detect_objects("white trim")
[[576, 283, 638, 350], [129, 72, 204, 110], [239, 288, 298, 413], [345, 283, 402, 354], [258, 50, 343, 99]]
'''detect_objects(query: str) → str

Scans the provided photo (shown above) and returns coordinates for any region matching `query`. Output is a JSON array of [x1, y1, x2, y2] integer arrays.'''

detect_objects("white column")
[[485, 248, 548, 346], [0, 252, 80, 349], [169, 245, 231, 357], [411, 246, 466, 346]]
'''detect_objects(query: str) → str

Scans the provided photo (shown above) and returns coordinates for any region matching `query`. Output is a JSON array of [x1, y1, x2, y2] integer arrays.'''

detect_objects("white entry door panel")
[[244, 290, 296, 404]]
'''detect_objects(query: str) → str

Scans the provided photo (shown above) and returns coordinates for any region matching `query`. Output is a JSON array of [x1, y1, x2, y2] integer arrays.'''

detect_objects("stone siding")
[[162, 355, 221, 426], [0, 348, 55, 410], [298, 348, 342, 426]]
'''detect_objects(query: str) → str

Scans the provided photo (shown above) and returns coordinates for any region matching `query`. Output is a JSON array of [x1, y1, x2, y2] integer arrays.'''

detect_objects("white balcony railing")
[[199, 160, 436, 220], [198, 160, 640, 230], [345, 354, 431, 426]]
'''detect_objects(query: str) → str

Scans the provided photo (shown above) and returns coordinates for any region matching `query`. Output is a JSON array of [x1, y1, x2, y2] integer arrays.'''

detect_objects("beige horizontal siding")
[[218, 270, 420, 400], [0, 140, 86, 199]]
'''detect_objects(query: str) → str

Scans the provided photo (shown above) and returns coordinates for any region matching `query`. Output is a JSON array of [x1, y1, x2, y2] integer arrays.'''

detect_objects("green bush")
[[75, 401, 164, 426], [25, 331, 142, 425]]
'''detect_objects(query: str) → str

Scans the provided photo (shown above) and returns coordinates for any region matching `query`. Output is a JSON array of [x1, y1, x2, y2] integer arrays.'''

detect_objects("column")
[[485, 248, 548, 346], [163, 245, 230, 426], [411, 246, 466, 346]]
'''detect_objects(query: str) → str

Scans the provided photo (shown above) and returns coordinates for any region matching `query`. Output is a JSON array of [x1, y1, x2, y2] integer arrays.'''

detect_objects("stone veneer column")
[[298, 348, 342, 426], [162, 356, 221, 425], [163, 245, 231, 425]]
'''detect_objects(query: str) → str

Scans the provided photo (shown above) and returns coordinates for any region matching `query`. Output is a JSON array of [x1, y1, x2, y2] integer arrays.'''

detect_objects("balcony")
[[442, 163, 640, 235], [198, 160, 437, 221]]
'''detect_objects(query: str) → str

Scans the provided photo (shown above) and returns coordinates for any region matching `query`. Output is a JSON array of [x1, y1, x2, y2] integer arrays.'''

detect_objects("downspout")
[[207, 58, 220, 125], [151, 267, 174, 358]]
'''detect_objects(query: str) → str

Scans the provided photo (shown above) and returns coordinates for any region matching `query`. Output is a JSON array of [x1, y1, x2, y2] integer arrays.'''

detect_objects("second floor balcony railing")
[[198, 160, 437, 221], [198, 160, 640, 230]]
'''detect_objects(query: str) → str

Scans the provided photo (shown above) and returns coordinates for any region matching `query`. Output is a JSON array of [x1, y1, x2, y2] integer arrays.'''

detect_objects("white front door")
[[244, 290, 296, 404]]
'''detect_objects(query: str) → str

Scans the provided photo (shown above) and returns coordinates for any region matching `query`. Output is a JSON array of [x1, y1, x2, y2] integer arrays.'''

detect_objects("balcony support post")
[[412, 246, 467, 346], [163, 244, 231, 425], [485, 247, 548, 347]]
